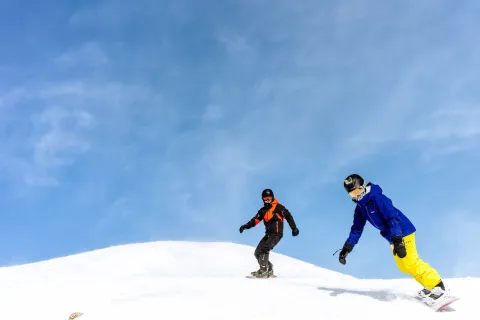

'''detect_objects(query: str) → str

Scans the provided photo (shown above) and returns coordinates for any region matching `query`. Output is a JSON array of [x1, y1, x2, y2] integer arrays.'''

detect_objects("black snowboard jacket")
[[244, 199, 297, 237]]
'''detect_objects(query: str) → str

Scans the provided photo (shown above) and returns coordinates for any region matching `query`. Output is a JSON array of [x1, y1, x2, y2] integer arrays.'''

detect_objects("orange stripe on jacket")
[[264, 199, 280, 222]]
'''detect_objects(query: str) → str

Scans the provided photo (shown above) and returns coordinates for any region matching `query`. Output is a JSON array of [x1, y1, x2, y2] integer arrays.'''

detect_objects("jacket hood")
[[369, 183, 383, 195], [357, 183, 382, 203]]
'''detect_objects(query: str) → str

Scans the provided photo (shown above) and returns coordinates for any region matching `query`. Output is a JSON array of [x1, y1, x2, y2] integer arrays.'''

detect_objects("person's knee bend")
[[401, 254, 418, 267], [260, 247, 271, 255]]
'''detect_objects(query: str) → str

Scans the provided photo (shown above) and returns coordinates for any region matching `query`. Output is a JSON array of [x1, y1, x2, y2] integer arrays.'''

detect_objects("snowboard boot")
[[267, 261, 274, 277], [251, 263, 273, 278], [250, 268, 270, 278], [423, 282, 451, 307], [417, 287, 430, 299]]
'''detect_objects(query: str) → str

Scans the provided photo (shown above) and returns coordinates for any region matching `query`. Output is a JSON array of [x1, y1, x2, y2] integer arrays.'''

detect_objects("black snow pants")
[[254, 234, 282, 270]]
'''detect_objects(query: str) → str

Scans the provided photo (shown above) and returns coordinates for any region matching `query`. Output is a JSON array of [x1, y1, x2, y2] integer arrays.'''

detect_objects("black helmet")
[[262, 188, 274, 199], [344, 174, 365, 193]]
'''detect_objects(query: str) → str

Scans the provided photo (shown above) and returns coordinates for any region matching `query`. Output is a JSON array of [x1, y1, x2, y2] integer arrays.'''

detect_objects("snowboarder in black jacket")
[[239, 188, 299, 278]]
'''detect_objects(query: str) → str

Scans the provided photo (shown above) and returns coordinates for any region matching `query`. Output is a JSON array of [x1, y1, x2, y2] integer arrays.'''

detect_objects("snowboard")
[[413, 294, 459, 312], [245, 274, 277, 279]]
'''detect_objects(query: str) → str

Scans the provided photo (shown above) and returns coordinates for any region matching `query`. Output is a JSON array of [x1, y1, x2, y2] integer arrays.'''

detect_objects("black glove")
[[239, 224, 250, 233], [339, 242, 353, 265], [391, 236, 406, 258], [292, 227, 299, 237]]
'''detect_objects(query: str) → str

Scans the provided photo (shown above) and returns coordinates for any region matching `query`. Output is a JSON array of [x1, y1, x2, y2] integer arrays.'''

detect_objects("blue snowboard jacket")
[[346, 183, 416, 247]]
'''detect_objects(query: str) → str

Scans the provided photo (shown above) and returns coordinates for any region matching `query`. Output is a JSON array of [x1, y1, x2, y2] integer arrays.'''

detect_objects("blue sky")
[[1, 0, 479, 281]]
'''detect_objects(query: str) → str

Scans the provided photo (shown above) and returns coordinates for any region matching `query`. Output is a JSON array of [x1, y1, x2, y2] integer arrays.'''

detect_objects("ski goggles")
[[348, 187, 364, 199], [262, 196, 273, 203]]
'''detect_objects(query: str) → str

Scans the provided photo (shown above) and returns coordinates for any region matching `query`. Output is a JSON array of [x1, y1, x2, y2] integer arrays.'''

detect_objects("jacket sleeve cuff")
[[343, 242, 354, 252], [390, 236, 403, 244]]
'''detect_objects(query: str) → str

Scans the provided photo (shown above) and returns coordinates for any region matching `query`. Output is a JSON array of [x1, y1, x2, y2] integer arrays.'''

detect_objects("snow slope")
[[0, 241, 476, 320]]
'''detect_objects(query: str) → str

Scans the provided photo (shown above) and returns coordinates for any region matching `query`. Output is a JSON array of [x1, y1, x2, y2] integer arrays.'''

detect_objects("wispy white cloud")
[[217, 32, 255, 58], [410, 108, 480, 142], [406, 108, 480, 162], [32, 106, 93, 169], [0, 88, 27, 110], [0, 78, 166, 191], [0, 88, 95, 188], [54, 42, 109, 68]]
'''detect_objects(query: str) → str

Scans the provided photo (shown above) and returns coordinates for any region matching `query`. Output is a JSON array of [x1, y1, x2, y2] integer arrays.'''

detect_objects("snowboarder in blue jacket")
[[337, 174, 453, 309]]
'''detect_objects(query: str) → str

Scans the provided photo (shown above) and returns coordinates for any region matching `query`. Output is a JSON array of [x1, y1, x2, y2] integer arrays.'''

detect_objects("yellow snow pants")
[[391, 233, 442, 290]]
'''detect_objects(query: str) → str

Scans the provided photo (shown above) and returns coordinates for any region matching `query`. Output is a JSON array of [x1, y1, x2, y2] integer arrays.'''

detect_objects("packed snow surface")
[[0, 241, 476, 319]]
